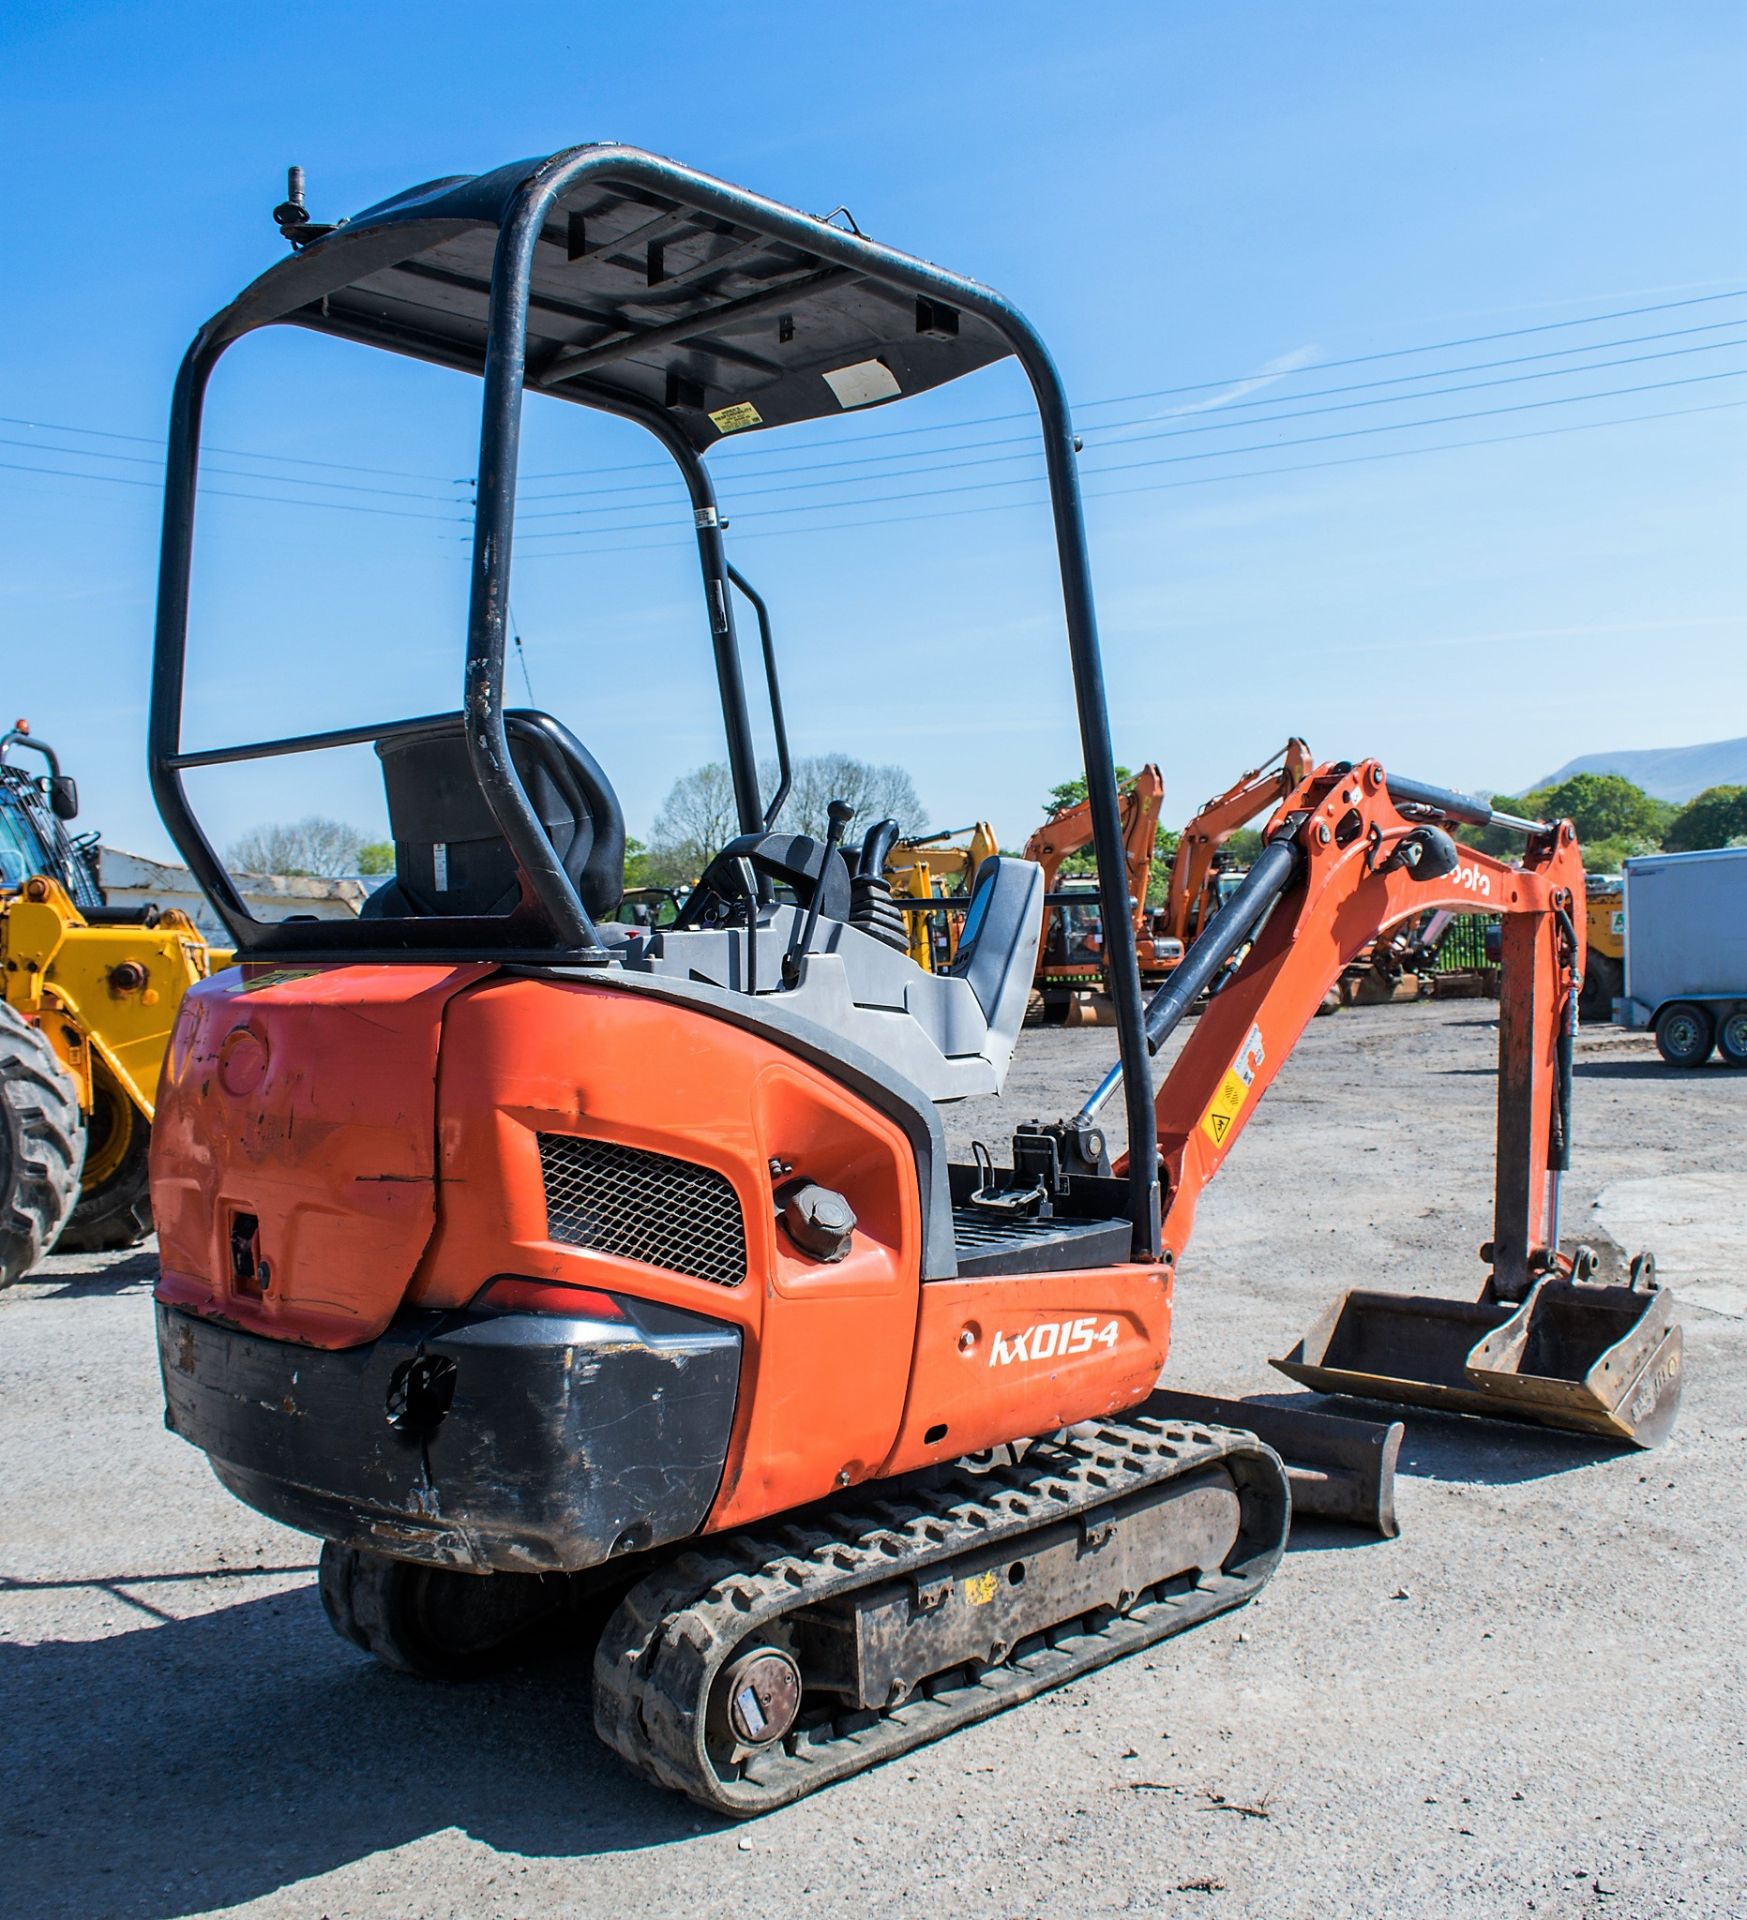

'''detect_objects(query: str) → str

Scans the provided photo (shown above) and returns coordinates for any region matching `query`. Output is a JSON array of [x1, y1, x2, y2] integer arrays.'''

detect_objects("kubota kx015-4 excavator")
[[148, 148, 1681, 1816]]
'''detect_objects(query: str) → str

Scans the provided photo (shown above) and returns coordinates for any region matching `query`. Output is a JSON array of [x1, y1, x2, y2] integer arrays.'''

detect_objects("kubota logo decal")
[[989, 1318, 1120, 1366], [1450, 859, 1493, 898]]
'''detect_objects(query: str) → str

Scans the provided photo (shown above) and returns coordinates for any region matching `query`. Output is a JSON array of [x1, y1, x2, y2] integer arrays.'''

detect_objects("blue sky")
[[3, 1, 1742, 862]]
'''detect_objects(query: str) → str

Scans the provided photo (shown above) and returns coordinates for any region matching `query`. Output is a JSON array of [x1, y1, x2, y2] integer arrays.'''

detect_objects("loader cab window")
[[0, 794, 52, 891]]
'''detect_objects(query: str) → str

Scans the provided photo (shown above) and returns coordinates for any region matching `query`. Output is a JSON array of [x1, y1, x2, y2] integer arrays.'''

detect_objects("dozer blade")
[[1145, 1389, 1402, 1537], [1270, 1276, 1682, 1449]]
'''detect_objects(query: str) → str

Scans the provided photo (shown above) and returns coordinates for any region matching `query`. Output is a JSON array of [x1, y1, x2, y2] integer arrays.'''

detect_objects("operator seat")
[[361, 711, 625, 921], [946, 856, 1045, 1032]]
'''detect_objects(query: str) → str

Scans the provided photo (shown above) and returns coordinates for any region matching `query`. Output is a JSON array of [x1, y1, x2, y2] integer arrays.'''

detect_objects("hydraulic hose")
[[1080, 836, 1303, 1123]]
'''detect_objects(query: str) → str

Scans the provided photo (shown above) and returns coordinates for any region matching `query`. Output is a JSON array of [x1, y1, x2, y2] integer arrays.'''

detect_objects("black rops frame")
[[148, 145, 1163, 1255]]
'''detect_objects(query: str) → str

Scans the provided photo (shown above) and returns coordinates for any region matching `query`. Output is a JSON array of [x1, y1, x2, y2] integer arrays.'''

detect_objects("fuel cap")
[[779, 1181, 856, 1262]]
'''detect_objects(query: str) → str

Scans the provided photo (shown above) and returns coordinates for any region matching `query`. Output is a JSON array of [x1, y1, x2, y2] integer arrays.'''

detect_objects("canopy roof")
[[205, 147, 1014, 450]]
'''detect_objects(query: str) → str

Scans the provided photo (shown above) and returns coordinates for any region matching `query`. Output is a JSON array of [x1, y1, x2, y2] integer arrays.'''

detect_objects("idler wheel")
[[721, 1646, 802, 1747]]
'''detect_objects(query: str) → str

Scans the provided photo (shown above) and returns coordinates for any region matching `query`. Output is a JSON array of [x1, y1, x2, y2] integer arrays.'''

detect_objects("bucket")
[[1271, 1273, 1681, 1448]]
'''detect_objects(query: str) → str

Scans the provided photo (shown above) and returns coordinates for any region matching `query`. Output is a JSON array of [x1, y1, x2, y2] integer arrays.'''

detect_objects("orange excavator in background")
[[1026, 763, 1180, 1022], [145, 147, 1682, 1819], [1161, 738, 1312, 947]]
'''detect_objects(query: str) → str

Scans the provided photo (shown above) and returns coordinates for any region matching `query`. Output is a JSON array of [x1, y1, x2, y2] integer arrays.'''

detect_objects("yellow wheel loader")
[[0, 723, 221, 1284], [884, 822, 1001, 970], [1580, 874, 1625, 1023]]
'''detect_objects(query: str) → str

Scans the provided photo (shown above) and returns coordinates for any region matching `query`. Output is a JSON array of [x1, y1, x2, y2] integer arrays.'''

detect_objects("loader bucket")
[[1271, 1276, 1681, 1448]]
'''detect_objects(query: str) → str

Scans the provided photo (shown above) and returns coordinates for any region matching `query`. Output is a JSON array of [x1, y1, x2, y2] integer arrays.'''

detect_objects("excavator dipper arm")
[[1101, 757, 1678, 1448], [1143, 760, 1577, 1283]]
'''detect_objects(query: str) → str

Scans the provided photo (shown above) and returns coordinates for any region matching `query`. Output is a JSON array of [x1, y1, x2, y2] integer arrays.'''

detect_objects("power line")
[[521, 287, 1747, 479], [511, 363, 1747, 540], [11, 287, 1732, 494], [510, 395, 1747, 562], [0, 413, 466, 486], [12, 360, 1739, 538], [0, 434, 469, 505], [516, 311, 1747, 502], [512, 334, 1747, 523], [0, 458, 472, 523]]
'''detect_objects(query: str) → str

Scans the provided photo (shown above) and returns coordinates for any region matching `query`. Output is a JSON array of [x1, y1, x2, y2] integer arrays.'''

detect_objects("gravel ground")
[[3, 1000, 1742, 1919]]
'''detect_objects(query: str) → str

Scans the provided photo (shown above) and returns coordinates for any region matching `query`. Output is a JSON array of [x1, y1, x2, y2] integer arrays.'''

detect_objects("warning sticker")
[[963, 1570, 999, 1607], [1199, 1023, 1267, 1147], [1200, 1070, 1249, 1146], [709, 401, 763, 433], [229, 967, 323, 996]]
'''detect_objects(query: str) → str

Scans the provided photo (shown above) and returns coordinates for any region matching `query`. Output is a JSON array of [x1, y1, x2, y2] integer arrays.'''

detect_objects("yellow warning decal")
[[1200, 1069, 1250, 1147], [963, 1570, 999, 1607], [709, 401, 763, 433], [229, 967, 324, 996]]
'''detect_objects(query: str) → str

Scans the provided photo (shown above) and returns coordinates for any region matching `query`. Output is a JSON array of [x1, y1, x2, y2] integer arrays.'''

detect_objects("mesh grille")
[[537, 1133, 747, 1286]]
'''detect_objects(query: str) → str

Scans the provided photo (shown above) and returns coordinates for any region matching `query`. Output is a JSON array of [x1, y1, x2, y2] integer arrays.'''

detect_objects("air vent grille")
[[537, 1133, 747, 1287]]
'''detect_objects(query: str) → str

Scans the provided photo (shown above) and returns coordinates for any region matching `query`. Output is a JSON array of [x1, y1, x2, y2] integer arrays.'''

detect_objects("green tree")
[[1664, 784, 1747, 853], [1041, 770, 1178, 900], [1473, 773, 1673, 859], [1148, 825, 1180, 905], [357, 841, 394, 875], [621, 836, 654, 889], [1221, 828, 1265, 866], [1042, 767, 1131, 818]]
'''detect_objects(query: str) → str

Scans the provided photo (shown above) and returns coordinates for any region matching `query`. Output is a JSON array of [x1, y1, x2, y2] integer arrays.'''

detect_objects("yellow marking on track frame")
[[1201, 1069, 1250, 1147], [963, 1570, 999, 1606]]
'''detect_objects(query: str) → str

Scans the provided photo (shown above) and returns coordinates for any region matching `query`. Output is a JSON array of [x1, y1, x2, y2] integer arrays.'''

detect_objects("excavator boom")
[[1088, 757, 1678, 1447]]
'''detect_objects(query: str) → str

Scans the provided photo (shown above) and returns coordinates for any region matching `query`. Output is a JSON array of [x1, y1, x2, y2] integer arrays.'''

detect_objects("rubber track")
[[594, 1415, 1287, 1815]]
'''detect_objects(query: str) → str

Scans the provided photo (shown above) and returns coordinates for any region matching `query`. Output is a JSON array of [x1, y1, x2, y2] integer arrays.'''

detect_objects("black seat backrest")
[[947, 854, 1046, 1022], [362, 711, 624, 922]]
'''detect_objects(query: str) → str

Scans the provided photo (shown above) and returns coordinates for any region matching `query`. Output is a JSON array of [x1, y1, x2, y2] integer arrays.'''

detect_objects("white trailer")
[[1615, 845, 1747, 1066]]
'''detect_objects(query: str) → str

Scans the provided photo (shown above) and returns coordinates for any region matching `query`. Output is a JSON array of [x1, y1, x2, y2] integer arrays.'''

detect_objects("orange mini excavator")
[[148, 148, 1682, 1815], [1026, 763, 1180, 1021], [1160, 738, 1313, 947]]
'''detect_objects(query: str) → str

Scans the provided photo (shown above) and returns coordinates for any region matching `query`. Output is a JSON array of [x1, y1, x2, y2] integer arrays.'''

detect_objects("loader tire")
[[1579, 953, 1622, 1025], [59, 1070, 153, 1253], [318, 1541, 569, 1682], [0, 1004, 85, 1288]]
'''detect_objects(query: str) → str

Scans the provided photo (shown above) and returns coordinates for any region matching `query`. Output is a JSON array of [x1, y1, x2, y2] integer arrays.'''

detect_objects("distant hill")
[[1532, 737, 1747, 805]]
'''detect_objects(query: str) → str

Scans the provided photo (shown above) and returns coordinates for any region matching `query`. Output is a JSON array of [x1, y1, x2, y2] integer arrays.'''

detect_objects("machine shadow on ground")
[[1574, 1059, 1726, 1081], [17, 1250, 158, 1299], [1387, 1413, 1620, 1486], [3, 1588, 706, 1920], [1255, 1391, 1621, 1489]]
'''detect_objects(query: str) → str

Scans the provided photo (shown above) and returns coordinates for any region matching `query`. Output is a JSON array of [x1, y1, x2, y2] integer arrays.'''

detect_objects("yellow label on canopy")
[[709, 401, 762, 433]]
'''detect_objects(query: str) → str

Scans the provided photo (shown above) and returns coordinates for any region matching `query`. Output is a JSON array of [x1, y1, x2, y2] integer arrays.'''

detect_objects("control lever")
[[783, 799, 855, 989]]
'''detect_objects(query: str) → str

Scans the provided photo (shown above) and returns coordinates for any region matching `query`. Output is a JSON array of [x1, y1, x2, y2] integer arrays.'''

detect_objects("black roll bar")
[[727, 566, 792, 831], [149, 146, 1162, 1254]]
